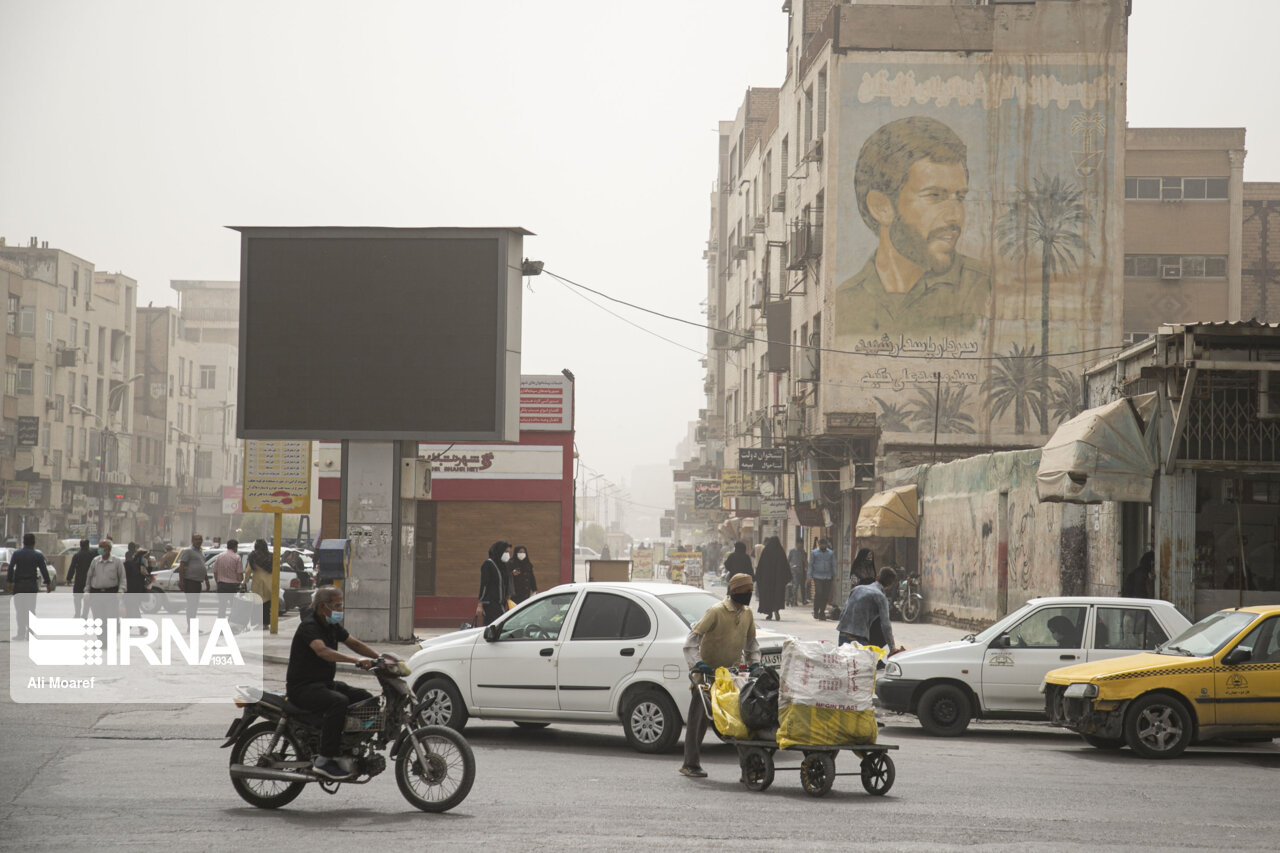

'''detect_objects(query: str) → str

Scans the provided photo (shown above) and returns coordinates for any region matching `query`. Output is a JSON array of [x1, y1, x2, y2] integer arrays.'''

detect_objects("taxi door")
[[1215, 615, 1280, 729]]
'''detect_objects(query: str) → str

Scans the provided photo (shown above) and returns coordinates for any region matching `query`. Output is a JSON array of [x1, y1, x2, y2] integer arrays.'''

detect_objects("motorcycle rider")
[[287, 586, 383, 780]]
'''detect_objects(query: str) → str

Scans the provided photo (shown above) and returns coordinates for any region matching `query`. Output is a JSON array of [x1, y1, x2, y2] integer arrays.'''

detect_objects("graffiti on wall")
[[830, 59, 1120, 443]]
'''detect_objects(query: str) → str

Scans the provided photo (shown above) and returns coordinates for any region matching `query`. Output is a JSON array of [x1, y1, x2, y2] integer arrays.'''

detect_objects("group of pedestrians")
[[474, 541, 539, 626]]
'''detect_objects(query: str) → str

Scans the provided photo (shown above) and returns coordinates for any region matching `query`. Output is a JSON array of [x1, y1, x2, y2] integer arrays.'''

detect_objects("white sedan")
[[408, 581, 786, 753]]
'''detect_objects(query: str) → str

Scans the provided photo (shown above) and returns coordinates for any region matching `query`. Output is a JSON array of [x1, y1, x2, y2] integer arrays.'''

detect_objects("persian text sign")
[[738, 447, 786, 474], [242, 440, 312, 513], [518, 375, 573, 431]]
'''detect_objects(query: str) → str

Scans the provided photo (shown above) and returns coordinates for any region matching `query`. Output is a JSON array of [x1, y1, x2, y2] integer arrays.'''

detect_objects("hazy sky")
[[3, 0, 1278, 493]]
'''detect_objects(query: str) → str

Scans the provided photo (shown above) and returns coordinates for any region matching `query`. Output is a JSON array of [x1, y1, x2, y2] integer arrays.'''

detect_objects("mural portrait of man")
[[836, 115, 991, 338]]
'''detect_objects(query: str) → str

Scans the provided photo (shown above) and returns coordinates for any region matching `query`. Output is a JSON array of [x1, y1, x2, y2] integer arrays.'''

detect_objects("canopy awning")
[[855, 485, 919, 538], [1036, 398, 1156, 504]]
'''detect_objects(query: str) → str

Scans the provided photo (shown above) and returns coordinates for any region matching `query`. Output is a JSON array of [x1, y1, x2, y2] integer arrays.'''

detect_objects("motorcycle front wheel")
[[901, 592, 922, 623], [395, 724, 476, 813], [229, 721, 309, 809]]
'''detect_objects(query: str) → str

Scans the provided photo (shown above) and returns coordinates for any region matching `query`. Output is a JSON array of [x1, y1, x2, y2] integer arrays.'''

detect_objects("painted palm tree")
[[874, 396, 912, 432], [906, 383, 976, 435], [995, 173, 1091, 434], [985, 342, 1045, 434], [1047, 367, 1084, 425]]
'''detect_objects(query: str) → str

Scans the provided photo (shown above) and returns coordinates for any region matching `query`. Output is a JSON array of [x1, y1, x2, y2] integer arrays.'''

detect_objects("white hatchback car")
[[875, 596, 1191, 736], [407, 582, 786, 753]]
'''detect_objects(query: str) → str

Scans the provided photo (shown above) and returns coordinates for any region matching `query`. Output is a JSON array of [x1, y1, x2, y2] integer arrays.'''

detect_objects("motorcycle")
[[887, 568, 923, 623], [222, 654, 476, 812]]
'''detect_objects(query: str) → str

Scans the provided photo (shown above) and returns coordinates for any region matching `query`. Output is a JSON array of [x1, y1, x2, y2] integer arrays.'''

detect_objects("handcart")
[[693, 668, 898, 798]]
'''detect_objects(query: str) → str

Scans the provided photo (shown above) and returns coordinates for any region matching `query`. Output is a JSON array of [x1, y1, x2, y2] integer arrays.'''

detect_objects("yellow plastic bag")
[[710, 667, 750, 739], [776, 705, 878, 749]]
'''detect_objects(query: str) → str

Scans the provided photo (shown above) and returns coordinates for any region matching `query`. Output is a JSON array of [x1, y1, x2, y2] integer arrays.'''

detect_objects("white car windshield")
[[659, 591, 724, 627], [1158, 610, 1257, 657]]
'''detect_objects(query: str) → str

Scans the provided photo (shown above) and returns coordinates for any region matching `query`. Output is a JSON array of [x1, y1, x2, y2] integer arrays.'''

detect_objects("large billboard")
[[235, 227, 526, 441], [829, 57, 1121, 445]]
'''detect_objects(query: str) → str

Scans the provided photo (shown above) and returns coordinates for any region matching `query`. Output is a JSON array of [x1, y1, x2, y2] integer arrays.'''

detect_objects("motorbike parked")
[[887, 568, 923, 623], [223, 654, 476, 812]]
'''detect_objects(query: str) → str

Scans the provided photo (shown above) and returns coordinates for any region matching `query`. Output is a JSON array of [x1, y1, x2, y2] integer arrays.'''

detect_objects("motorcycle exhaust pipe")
[[229, 763, 314, 783]]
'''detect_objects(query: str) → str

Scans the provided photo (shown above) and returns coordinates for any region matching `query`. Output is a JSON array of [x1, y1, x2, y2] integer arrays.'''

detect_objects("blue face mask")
[[326, 610, 344, 625]]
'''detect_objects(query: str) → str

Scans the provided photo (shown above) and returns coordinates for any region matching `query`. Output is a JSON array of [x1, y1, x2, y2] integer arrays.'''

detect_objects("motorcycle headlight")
[[885, 661, 902, 678]]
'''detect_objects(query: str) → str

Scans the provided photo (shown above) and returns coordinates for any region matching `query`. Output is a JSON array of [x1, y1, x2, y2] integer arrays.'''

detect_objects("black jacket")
[[479, 540, 511, 607], [509, 546, 538, 602], [67, 547, 95, 592]]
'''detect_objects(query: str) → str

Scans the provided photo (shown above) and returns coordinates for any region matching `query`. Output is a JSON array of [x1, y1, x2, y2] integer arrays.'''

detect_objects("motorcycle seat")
[[257, 691, 318, 719]]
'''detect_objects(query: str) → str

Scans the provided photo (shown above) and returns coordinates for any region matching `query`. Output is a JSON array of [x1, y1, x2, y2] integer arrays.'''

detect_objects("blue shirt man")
[[808, 544, 835, 580], [837, 567, 898, 651]]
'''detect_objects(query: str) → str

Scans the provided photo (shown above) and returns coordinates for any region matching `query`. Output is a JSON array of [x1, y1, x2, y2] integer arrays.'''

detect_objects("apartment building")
[[698, 0, 1129, 572]]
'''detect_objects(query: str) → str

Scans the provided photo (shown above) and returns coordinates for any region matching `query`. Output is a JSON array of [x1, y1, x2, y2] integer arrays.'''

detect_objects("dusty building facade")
[[1242, 183, 1280, 325], [699, 0, 1129, 585]]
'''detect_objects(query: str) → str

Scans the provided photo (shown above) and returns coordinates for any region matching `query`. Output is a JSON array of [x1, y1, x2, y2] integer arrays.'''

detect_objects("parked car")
[[1044, 604, 1280, 758], [144, 557, 298, 616], [875, 596, 1191, 736], [408, 581, 787, 753], [573, 545, 602, 578]]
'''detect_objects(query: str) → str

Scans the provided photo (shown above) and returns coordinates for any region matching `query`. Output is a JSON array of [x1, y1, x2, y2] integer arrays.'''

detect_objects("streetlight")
[[70, 373, 143, 539]]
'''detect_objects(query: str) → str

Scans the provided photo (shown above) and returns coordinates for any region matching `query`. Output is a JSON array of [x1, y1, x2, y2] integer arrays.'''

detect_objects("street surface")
[[3, 586, 1278, 851]]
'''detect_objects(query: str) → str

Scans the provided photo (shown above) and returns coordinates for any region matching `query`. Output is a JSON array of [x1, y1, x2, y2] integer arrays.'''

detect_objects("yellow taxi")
[[1043, 605, 1280, 758]]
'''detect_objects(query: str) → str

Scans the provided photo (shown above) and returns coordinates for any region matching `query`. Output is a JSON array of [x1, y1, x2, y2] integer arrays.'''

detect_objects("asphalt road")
[[4, 594, 1279, 850]]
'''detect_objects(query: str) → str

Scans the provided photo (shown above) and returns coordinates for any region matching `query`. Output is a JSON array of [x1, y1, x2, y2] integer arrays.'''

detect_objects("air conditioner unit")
[[45, 399, 56, 410], [731, 246, 749, 261], [772, 192, 786, 212], [56, 347, 78, 367], [1161, 265, 1182, 280], [806, 139, 823, 163], [784, 401, 805, 438], [751, 215, 766, 233]]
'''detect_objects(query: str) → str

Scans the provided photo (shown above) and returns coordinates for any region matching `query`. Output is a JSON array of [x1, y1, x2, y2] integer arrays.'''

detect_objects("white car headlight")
[[1063, 682, 1098, 699], [885, 661, 902, 678]]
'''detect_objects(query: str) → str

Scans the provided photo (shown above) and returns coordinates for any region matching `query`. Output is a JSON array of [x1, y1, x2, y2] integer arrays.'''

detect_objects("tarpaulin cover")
[[855, 485, 919, 538], [776, 639, 884, 749], [1036, 398, 1156, 504]]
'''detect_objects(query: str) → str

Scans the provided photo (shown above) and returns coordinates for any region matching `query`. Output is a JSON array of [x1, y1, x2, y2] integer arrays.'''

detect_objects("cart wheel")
[[739, 746, 774, 792], [860, 752, 895, 796], [799, 752, 836, 798]]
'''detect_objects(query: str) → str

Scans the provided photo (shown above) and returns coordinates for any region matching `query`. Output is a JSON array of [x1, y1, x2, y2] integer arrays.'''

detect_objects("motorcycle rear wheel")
[[395, 725, 476, 813], [230, 721, 309, 809]]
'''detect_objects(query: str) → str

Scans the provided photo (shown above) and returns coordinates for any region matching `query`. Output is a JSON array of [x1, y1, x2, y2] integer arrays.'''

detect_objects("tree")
[[985, 342, 1046, 434], [906, 383, 976, 434], [996, 173, 1091, 434], [874, 396, 912, 432], [1047, 367, 1084, 425]]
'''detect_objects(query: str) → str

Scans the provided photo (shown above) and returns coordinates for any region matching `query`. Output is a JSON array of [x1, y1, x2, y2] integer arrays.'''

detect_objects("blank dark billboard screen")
[[235, 227, 523, 440]]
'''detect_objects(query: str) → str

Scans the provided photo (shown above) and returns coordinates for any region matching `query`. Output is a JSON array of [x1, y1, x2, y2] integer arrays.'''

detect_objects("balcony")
[[786, 211, 824, 270]]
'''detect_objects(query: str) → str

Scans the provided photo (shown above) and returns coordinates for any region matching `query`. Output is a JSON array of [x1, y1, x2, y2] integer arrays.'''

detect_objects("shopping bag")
[[710, 667, 751, 739]]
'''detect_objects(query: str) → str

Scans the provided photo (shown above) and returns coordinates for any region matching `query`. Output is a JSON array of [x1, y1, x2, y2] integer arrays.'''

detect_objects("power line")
[[543, 268, 1125, 364]]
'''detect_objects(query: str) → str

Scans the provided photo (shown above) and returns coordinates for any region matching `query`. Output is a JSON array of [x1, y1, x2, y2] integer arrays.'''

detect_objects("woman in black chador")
[[755, 536, 790, 621], [475, 540, 510, 626], [723, 540, 754, 578], [509, 545, 539, 604]]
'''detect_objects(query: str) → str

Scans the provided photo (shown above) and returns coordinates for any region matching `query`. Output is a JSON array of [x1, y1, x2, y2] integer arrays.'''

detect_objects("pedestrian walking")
[[475, 541, 510, 626], [787, 537, 808, 606], [509, 545, 538, 604], [86, 538, 127, 634], [123, 546, 152, 619], [248, 539, 274, 626], [66, 539, 95, 618], [755, 536, 789, 621], [679, 573, 762, 778], [809, 538, 836, 620], [211, 539, 244, 619], [159, 543, 179, 570], [723, 541, 753, 578], [851, 547, 876, 585], [837, 566, 903, 653], [175, 533, 207, 627], [6, 532, 53, 639], [1121, 551, 1155, 598]]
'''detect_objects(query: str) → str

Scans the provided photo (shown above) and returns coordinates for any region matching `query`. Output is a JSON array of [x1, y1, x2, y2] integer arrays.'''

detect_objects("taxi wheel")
[[1125, 693, 1193, 759]]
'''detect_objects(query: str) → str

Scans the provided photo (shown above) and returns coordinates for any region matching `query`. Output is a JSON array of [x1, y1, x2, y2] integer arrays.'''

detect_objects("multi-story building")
[[1243, 183, 1280, 325], [171, 280, 242, 539], [0, 239, 139, 540], [699, 0, 1129, 580]]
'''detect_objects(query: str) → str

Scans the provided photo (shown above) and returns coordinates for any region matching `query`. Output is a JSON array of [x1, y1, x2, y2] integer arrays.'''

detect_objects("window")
[[1125, 176, 1228, 200], [45, 310, 55, 343], [817, 68, 827, 135], [571, 593, 653, 640], [65, 426, 73, 456], [495, 593, 576, 641], [58, 286, 68, 312], [43, 366, 53, 396], [6, 294, 16, 334], [54, 394, 64, 422], [52, 449, 62, 482], [1124, 255, 1227, 278], [1007, 605, 1087, 649], [4, 361, 14, 396], [199, 365, 216, 389], [1233, 618, 1280, 664], [80, 427, 87, 458], [1094, 607, 1169, 651], [42, 423, 50, 450], [16, 363, 34, 394], [70, 317, 78, 344], [81, 375, 88, 407], [98, 326, 106, 367], [18, 306, 35, 335], [196, 450, 214, 480], [82, 322, 89, 347]]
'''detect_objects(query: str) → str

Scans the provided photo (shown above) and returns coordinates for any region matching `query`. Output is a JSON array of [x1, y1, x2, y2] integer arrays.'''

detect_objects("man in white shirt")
[[211, 538, 245, 619], [86, 539, 127, 634]]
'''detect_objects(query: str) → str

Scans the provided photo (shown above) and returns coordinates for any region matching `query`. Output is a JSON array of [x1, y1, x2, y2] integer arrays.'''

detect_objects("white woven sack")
[[778, 638, 881, 712]]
